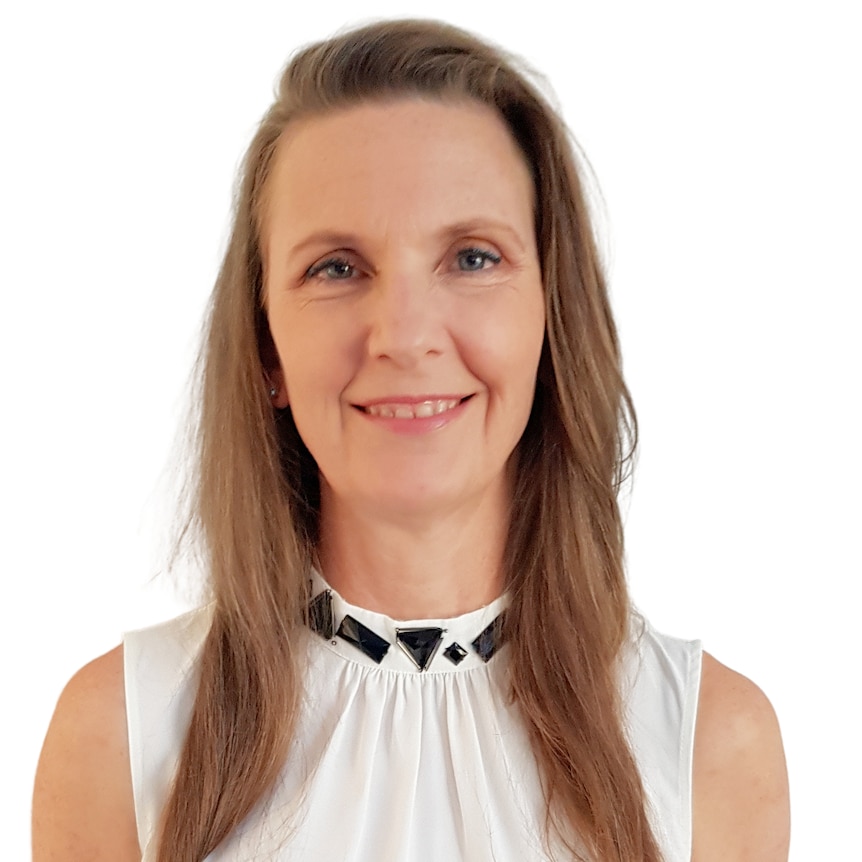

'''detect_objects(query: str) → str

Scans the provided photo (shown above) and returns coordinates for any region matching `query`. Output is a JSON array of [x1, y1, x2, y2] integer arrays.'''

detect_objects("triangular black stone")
[[471, 614, 505, 662], [337, 614, 390, 664], [396, 627, 444, 671], [307, 589, 334, 639]]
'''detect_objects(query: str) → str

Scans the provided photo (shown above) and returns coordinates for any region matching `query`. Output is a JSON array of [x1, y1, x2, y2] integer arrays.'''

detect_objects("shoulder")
[[692, 652, 790, 862], [33, 646, 141, 862]]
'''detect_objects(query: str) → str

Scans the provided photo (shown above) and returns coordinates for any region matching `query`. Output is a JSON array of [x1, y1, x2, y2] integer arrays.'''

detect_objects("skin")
[[32, 645, 139, 861], [264, 99, 545, 619], [32, 99, 790, 861], [693, 655, 790, 861]]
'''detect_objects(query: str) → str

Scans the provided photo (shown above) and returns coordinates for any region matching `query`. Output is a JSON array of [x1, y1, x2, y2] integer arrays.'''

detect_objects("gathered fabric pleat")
[[126, 581, 700, 862]]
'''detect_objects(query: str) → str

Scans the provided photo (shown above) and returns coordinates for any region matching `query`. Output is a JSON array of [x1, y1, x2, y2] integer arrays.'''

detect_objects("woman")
[[32, 19, 789, 862]]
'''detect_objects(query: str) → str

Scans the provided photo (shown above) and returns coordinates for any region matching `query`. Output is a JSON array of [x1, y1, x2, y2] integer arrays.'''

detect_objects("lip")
[[352, 394, 473, 435]]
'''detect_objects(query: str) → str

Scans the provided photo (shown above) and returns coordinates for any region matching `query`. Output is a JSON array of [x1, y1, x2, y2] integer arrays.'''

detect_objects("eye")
[[305, 256, 357, 281], [456, 247, 502, 272]]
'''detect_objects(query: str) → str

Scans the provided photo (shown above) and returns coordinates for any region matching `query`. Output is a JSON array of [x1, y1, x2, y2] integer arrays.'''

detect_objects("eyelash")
[[303, 246, 502, 282], [305, 257, 356, 280], [456, 247, 501, 272]]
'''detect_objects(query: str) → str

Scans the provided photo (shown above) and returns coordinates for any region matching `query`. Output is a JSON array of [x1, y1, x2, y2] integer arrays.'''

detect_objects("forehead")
[[262, 98, 536, 244]]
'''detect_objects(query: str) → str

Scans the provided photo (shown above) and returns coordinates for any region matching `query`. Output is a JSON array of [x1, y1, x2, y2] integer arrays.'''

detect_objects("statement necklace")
[[306, 586, 506, 672]]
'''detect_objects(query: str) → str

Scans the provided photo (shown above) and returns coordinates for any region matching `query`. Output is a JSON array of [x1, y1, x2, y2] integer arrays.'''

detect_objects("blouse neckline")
[[308, 570, 510, 674]]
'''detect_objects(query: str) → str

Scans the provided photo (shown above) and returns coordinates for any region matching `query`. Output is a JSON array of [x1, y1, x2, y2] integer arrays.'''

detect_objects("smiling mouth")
[[358, 396, 471, 419]]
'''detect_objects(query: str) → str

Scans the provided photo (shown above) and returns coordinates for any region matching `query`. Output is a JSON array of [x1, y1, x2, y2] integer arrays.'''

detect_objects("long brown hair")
[[158, 19, 658, 862]]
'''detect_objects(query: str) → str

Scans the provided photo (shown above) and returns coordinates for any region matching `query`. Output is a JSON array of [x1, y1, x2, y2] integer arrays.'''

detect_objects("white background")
[[3, 1, 859, 858]]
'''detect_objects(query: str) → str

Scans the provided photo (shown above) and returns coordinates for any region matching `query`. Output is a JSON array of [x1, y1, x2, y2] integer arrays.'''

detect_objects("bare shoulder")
[[33, 645, 141, 862], [692, 651, 790, 862]]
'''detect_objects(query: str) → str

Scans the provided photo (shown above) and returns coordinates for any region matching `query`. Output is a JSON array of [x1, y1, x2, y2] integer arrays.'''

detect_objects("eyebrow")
[[285, 219, 529, 260], [438, 220, 528, 253], [286, 233, 363, 259]]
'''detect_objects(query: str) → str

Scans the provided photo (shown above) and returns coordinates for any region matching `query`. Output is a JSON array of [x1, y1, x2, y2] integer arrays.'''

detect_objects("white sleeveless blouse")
[[124, 577, 701, 861]]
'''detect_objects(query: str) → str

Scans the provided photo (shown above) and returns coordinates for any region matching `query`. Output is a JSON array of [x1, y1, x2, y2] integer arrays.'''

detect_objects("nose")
[[364, 267, 443, 367]]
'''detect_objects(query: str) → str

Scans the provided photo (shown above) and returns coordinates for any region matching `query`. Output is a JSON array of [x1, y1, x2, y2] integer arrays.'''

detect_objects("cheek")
[[457, 302, 544, 413], [475, 295, 544, 371], [503, 308, 545, 424], [271, 310, 355, 393]]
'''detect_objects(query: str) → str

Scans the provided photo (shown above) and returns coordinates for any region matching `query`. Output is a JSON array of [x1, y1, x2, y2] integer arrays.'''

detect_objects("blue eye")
[[306, 257, 356, 280], [457, 248, 501, 272]]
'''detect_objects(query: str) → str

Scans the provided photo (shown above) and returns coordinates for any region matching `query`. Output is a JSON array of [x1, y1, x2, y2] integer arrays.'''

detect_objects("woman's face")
[[263, 98, 545, 521]]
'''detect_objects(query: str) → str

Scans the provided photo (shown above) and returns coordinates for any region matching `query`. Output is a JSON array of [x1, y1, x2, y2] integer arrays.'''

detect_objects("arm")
[[32, 645, 141, 862], [692, 652, 790, 861]]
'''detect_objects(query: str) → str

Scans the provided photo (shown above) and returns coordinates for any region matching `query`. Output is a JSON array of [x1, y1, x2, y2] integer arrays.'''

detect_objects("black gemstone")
[[336, 614, 390, 664], [471, 614, 505, 663], [443, 642, 468, 666], [396, 627, 444, 671], [307, 589, 334, 640]]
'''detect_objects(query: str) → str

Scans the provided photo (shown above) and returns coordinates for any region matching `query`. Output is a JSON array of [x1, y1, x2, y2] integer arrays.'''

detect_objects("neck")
[[317, 485, 510, 619]]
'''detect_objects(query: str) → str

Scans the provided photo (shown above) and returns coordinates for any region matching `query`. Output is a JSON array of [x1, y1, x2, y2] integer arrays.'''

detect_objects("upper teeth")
[[364, 399, 460, 418]]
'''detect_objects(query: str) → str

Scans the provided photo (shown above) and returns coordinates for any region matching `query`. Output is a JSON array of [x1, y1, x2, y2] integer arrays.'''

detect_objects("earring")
[[269, 386, 278, 398]]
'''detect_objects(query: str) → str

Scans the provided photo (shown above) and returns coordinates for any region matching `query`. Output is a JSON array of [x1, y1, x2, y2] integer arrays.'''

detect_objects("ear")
[[258, 312, 290, 409], [268, 368, 290, 409]]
